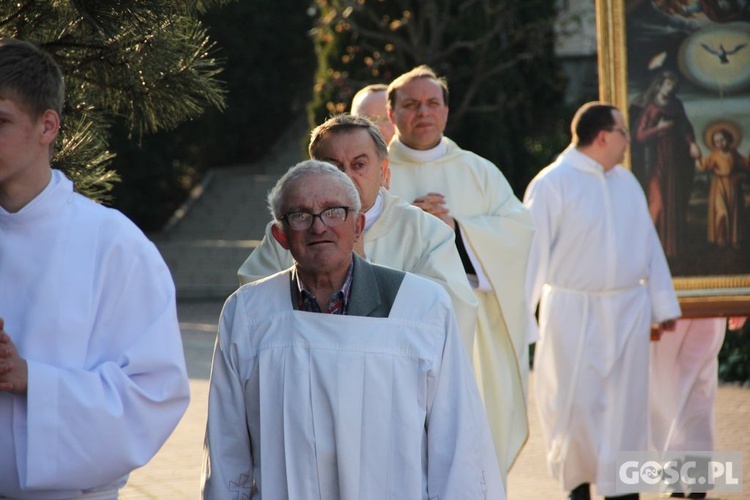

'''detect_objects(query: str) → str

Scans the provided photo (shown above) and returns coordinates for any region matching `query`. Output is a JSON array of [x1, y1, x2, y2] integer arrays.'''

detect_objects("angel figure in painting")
[[698, 125, 749, 249]]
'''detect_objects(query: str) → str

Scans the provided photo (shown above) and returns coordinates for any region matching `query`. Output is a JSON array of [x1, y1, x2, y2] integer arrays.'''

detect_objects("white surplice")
[[524, 146, 681, 495], [237, 188, 478, 353], [388, 137, 534, 476], [650, 318, 725, 453], [202, 269, 504, 500], [0, 170, 190, 499]]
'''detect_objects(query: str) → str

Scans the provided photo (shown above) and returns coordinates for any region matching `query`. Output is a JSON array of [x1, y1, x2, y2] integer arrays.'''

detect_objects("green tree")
[[0, 0, 230, 202], [308, 0, 570, 193], [109, 0, 317, 230]]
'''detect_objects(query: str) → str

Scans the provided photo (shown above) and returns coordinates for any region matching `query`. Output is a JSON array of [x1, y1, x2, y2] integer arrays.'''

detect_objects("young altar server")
[[0, 39, 189, 498]]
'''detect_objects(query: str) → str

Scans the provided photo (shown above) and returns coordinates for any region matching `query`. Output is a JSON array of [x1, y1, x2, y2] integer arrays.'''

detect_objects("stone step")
[[151, 169, 283, 299], [155, 239, 261, 299], [150, 113, 308, 298], [157, 169, 282, 242]]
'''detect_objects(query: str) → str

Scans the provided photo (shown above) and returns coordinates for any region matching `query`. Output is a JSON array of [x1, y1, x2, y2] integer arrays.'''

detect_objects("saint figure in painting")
[[698, 126, 749, 248]]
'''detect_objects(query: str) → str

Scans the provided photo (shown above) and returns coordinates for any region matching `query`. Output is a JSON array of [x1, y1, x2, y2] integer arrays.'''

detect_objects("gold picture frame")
[[596, 0, 750, 317]]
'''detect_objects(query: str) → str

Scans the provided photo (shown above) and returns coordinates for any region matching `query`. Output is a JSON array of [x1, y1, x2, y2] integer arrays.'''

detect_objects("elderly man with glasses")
[[238, 114, 477, 356], [202, 160, 504, 499]]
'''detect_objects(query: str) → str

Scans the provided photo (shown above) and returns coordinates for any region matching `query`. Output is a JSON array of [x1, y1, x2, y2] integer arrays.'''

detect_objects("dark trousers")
[[569, 483, 639, 500]]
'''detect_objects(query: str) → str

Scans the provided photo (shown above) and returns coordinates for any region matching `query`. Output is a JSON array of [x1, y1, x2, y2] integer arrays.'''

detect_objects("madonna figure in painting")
[[632, 70, 702, 257]]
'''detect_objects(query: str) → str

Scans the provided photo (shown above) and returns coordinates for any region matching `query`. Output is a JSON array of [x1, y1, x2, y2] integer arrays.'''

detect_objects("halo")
[[703, 119, 742, 149]]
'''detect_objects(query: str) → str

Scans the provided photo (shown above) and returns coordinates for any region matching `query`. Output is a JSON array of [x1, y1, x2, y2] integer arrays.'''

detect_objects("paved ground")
[[119, 300, 219, 499], [121, 299, 750, 499]]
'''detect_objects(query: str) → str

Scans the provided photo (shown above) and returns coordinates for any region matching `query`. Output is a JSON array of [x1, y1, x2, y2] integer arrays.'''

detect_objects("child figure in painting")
[[698, 126, 749, 249]]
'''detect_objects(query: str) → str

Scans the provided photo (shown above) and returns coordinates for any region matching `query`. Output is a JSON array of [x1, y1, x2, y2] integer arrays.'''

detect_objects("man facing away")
[[351, 84, 394, 187], [649, 317, 727, 499], [202, 160, 504, 499], [351, 83, 395, 145], [0, 39, 190, 498], [386, 64, 535, 479], [237, 114, 478, 352], [524, 102, 681, 499], [650, 316, 749, 500]]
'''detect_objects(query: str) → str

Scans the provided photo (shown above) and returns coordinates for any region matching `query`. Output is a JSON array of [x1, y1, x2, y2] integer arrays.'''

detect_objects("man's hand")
[[413, 192, 456, 230], [650, 319, 677, 342], [660, 319, 676, 331], [728, 316, 747, 331], [0, 318, 28, 395]]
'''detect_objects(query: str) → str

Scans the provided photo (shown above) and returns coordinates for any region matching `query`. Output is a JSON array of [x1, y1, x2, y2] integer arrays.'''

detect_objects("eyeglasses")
[[609, 126, 630, 138], [282, 206, 352, 231]]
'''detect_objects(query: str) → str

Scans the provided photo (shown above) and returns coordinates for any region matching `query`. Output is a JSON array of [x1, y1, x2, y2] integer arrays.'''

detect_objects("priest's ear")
[[380, 158, 391, 189], [595, 128, 610, 147], [354, 211, 365, 239], [271, 223, 290, 250]]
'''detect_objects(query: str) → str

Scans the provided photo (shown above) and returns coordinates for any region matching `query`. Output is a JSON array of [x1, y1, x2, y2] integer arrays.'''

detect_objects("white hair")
[[267, 160, 362, 224]]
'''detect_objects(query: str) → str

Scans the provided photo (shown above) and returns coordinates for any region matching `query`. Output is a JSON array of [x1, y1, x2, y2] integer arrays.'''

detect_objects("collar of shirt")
[[567, 145, 610, 175], [295, 260, 355, 314], [393, 136, 448, 162], [0, 168, 60, 217], [364, 189, 385, 232]]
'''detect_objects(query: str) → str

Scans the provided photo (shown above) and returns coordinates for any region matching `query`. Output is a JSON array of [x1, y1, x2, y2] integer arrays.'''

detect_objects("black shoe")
[[605, 495, 638, 500], [569, 483, 590, 500], [671, 494, 707, 499]]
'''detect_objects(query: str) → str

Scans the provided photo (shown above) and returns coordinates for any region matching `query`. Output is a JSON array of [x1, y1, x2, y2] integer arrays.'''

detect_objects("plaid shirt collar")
[[295, 260, 355, 315]]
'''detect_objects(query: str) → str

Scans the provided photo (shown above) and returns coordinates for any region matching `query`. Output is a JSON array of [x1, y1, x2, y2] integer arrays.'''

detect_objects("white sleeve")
[[402, 215, 478, 357], [523, 175, 560, 344], [458, 224, 492, 291], [24, 236, 190, 490], [425, 298, 506, 499], [202, 294, 258, 499], [646, 225, 682, 323]]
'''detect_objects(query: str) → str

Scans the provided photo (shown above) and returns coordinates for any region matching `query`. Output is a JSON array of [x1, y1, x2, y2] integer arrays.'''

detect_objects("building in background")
[[555, 0, 599, 104]]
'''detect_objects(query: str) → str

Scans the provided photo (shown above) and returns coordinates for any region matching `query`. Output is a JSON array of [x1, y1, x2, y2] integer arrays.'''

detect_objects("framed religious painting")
[[596, 0, 750, 316]]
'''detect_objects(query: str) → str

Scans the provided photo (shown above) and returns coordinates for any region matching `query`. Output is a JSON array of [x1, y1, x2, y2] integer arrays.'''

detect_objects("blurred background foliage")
[[2, 0, 578, 230], [109, 0, 317, 230], [5, 2, 746, 382], [307, 0, 573, 195], [719, 322, 750, 384], [0, 0, 232, 211]]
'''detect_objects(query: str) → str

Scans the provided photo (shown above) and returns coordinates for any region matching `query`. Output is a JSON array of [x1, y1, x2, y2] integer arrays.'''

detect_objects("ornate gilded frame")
[[596, 0, 750, 317]]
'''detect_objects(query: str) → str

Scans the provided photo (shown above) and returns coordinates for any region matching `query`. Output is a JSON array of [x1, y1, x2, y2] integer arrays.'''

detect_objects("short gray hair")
[[267, 160, 362, 226], [309, 113, 388, 163]]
